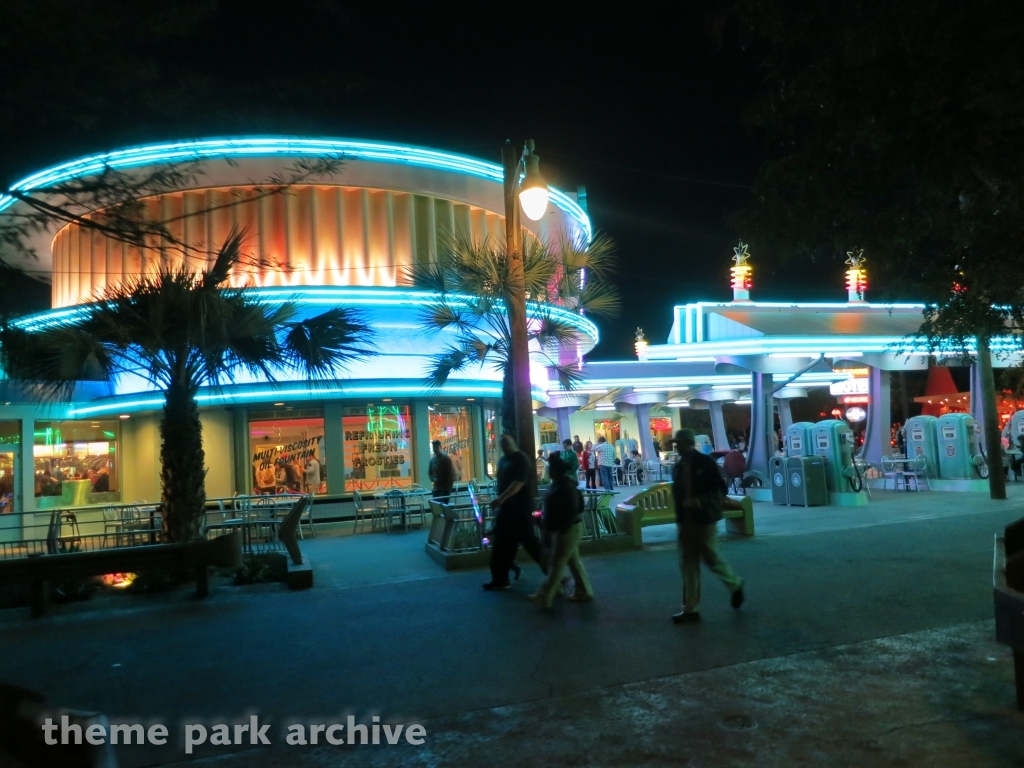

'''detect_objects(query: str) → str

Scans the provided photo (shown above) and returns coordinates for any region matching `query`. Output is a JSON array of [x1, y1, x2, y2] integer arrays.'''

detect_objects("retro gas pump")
[[1008, 410, 1024, 450], [694, 434, 713, 455], [904, 415, 939, 478], [935, 412, 986, 480], [810, 419, 868, 504], [785, 422, 815, 457]]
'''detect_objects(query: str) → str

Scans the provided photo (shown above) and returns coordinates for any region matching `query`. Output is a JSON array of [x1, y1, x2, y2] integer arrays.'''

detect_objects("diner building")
[[1, 137, 1018, 521]]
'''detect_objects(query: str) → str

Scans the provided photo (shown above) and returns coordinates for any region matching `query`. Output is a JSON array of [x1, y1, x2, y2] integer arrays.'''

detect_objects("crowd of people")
[[478, 429, 747, 622]]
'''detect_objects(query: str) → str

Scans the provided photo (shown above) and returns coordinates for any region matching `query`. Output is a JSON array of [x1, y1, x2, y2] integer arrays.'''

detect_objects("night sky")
[[1, 1, 845, 359]]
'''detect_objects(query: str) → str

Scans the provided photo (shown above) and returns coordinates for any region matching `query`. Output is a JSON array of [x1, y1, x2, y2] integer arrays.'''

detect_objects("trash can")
[[786, 456, 828, 507], [770, 456, 788, 505]]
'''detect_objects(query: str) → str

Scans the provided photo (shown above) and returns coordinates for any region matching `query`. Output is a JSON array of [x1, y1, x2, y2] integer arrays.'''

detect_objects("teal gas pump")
[[1008, 411, 1024, 448], [694, 434, 713, 455], [935, 413, 986, 480], [810, 419, 868, 506], [785, 422, 815, 457], [904, 415, 939, 478]]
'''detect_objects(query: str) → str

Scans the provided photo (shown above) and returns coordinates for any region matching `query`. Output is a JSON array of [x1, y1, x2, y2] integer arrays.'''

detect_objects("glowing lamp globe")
[[519, 154, 548, 221]]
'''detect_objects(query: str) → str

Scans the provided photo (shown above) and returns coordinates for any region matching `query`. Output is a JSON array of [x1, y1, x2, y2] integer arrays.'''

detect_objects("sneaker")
[[482, 582, 510, 591], [672, 611, 701, 624], [731, 585, 745, 610]]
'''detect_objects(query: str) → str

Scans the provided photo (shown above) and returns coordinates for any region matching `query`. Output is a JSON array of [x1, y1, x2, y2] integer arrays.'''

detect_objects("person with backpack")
[[671, 429, 745, 623], [528, 454, 593, 608]]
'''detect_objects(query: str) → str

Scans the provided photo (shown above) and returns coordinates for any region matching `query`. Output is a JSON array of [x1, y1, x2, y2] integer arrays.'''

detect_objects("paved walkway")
[[0, 487, 1021, 766]]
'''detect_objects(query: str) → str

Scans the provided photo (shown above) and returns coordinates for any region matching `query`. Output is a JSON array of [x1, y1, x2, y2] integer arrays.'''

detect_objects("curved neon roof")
[[0, 137, 592, 241]]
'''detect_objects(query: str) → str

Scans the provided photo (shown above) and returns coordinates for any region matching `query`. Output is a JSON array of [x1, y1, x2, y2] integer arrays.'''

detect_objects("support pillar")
[[862, 367, 892, 465], [323, 402, 344, 496], [777, 398, 794, 435], [634, 403, 657, 460], [746, 372, 774, 479], [971, 362, 985, 446], [412, 402, 432, 488], [555, 407, 572, 444], [708, 401, 729, 451]]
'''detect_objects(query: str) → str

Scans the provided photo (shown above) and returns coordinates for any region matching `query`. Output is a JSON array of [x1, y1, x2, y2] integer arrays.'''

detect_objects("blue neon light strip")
[[66, 381, 547, 417], [13, 285, 601, 343], [0, 137, 592, 240]]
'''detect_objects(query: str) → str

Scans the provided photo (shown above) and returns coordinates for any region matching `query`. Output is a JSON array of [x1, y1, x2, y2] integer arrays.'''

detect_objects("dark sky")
[[1, 1, 839, 358]]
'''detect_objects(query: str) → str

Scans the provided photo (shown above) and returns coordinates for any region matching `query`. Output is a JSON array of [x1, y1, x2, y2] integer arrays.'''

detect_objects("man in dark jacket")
[[671, 429, 744, 623], [483, 434, 547, 591], [528, 455, 593, 608], [428, 440, 454, 501]]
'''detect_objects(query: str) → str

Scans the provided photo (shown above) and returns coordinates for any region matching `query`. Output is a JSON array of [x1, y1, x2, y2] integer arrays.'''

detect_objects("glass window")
[[483, 408, 500, 478], [343, 404, 413, 491], [594, 418, 621, 444], [428, 405, 475, 483], [650, 417, 673, 453], [34, 420, 120, 507], [248, 411, 326, 495], [538, 419, 558, 447], [0, 421, 18, 513]]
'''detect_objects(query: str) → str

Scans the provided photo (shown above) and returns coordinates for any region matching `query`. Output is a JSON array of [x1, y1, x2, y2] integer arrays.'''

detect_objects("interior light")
[[119, 414, 130, 420], [273, 402, 284, 407]]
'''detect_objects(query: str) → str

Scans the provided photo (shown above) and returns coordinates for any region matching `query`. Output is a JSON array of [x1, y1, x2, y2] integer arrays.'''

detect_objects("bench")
[[615, 482, 755, 547], [994, 515, 1024, 710], [0, 533, 241, 617]]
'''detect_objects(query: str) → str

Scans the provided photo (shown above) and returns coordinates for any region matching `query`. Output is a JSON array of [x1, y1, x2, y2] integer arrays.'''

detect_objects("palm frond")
[[421, 347, 473, 390], [281, 306, 376, 379], [0, 323, 116, 399], [576, 280, 622, 318]]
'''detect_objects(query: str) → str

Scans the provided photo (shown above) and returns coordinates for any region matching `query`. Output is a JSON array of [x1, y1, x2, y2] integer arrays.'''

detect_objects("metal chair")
[[102, 505, 123, 547], [623, 462, 639, 486], [903, 455, 930, 491], [298, 493, 316, 538], [880, 455, 902, 490], [352, 490, 371, 534], [383, 489, 408, 533]]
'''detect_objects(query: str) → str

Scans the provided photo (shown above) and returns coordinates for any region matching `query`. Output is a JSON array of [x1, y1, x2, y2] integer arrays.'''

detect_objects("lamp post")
[[502, 139, 549, 461]]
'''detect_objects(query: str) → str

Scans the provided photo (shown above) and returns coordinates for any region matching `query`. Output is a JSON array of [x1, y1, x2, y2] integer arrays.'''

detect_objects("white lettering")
[[211, 724, 231, 746], [310, 723, 325, 744], [185, 724, 207, 754], [42, 718, 58, 745], [148, 724, 168, 745], [383, 723, 404, 744], [406, 723, 426, 745], [111, 723, 144, 745], [286, 724, 306, 745], [326, 723, 345, 745], [85, 724, 106, 745], [347, 715, 367, 745], [251, 715, 271, 745]]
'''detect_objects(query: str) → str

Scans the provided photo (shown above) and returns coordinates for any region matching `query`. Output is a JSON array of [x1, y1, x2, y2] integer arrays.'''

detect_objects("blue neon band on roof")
[[0, 137, 592, 240]]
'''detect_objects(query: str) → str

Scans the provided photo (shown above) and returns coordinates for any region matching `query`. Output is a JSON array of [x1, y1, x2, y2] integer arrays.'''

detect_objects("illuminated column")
[[774, 387, 808, 435], [861, 367, 892, 465], [845, 249, 867, 303], [731, 241, 753, 302], [746, 372, 774, 479], [634, 403, 657, 461], [690, 388, 739, 451], [555, 408, 572, 443], [970, 361, 985, 447]]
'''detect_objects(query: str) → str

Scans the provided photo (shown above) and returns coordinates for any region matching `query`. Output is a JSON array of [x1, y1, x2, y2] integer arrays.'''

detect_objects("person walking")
[[581, 440, 596, 489], [559, 438, 580, 480], [593, 435, 616, 491], [529, 455, 593, 608], [483, 434, 547, 591], [671, 428, 745, 623], [428, 439, 454, 501]]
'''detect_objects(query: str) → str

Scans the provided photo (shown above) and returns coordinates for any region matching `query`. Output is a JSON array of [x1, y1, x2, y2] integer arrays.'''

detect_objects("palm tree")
[[405, 231, 619, 440], [0, 231, 374, 541]]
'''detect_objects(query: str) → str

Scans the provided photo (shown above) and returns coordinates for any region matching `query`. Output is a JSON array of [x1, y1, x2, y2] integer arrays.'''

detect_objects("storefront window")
[[650, 417, 673, 453], [483, 408, 500, 477], [249, 411, 326, 495], [429, 405, 475, 483], [34, 420, 120, 507], [0, 421, 18, 513], [539, 419, 558, 448], [343, 405, 413, 491], [594, 418, 621, 444]]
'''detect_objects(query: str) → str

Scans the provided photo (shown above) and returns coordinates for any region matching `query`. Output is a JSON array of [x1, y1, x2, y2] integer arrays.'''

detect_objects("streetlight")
[[502, 139, 549, 463]]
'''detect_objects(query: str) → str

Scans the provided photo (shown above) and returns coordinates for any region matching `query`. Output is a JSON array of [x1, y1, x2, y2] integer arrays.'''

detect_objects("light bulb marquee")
[[845, 249, 867, 302], [731, 241, 753, 301], [634, 327, 648, 360]]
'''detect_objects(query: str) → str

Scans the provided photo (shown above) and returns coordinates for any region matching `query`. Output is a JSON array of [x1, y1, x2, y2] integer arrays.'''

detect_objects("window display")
[[0, 421, 18, 513], [483, 408, 500, 477], [343, 404, 413, 491], [249, 413, 326, 495], [34, 420, 120, 507], [428, 405, 475, 483]]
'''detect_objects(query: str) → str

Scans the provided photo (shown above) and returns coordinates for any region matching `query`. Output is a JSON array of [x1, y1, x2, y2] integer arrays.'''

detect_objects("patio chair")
[[102, 505, 123, 548], [623, 462, 639, 486], [903, 455, 930, 491], [298, 493, 316, 539], [383, 489, 408, 533], [880, 456, 902, 490]]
